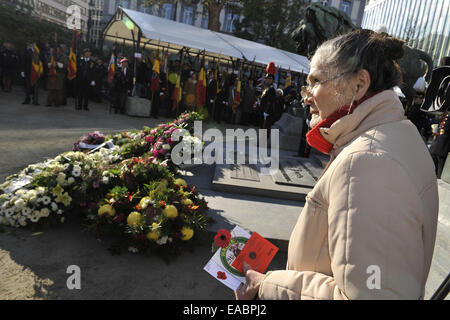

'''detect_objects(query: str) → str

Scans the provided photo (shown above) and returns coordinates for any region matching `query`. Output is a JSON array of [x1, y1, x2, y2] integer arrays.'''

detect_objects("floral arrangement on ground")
[[0, 112, 212, 260]]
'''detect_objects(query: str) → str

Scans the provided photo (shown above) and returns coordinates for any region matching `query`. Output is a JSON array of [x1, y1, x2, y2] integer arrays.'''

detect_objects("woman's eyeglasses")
[[301, 71, 350, 99]]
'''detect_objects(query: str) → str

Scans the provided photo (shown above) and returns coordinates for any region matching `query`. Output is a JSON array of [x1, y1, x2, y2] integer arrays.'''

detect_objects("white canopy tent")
[[103, 7, 310, 74]]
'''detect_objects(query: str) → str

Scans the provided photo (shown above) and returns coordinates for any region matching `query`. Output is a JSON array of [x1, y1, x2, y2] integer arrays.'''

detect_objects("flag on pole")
[[285, 68, 292, 88], [151, 57, 160, 92], [67, 29, 77, 80], [196, 54, 207, 109], [107, 51, 116, 84], [232, 74, 241, 113], [30, 43, 43, 86]]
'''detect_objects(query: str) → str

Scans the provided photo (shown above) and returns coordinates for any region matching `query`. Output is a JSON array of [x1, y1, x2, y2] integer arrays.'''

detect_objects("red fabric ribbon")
[[306, 92, 380, 154]]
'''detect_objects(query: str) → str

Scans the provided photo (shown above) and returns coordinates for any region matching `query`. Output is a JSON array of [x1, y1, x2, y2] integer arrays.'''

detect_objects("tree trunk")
[[207, 2, 223, 32]]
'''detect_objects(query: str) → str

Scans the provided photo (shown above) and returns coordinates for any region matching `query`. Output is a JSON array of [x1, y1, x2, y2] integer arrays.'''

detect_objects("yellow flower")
[[181, 198, 193, 206], [56, 192, 72, 207], [52, 185, 64, 197], [181, 226, 194, 241], [127, 211, 143, 226], [98, 204, 116, 216], [146, 223, 160, 241], [163, 205, 178, 219], [138, 196, 153, 210], [174, 178, 187, 187]]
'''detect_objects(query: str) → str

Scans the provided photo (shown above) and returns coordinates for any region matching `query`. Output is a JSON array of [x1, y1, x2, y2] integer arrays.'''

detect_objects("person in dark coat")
[[76, 48, 96, 110], [260, 73, 277, 130], [21, 41, 40, 105], [112, 57, 133, 114], [206, 70, 217, 119], [1, 42, 18, 92], [93, 57, 106, 102], [241, 78, 256, 125], [214, 74, 228, 123]]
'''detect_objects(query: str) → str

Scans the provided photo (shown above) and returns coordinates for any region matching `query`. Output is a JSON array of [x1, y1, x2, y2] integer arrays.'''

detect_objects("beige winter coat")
[[259, 90, 439, 300]]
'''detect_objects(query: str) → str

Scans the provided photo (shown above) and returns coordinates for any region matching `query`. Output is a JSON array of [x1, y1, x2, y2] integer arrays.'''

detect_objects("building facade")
[[362, 0, 449, 67], [0, 0, 101, 43], [309, 0, 366, 26], [101, 0, 242, 34]]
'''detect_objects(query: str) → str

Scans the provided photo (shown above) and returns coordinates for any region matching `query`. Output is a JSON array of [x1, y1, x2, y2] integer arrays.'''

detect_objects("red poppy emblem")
[[214, 229, 231, 248], [217, 271, 227, 280]]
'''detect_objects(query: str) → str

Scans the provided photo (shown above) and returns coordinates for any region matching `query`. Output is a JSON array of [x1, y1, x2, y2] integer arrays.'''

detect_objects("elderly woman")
[[235, 29, 439, 300]]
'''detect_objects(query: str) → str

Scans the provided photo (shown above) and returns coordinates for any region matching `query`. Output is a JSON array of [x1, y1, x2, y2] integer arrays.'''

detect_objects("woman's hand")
[[234, 262, 265, 300]]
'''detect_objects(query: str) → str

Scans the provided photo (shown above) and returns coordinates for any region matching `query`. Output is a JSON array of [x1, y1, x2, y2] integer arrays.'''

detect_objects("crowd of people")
[[0, 40, 301, 129]]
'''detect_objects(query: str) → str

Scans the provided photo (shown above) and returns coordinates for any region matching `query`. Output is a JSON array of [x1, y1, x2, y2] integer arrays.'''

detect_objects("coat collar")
[[319, 89, 406, 155]]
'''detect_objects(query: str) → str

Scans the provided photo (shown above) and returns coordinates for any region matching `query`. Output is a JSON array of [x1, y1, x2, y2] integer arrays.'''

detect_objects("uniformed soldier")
[[76, 48, 96, 110], [260, 62, 277, 131]]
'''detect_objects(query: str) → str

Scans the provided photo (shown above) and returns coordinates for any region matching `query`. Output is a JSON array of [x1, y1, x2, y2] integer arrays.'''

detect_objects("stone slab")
[[126, 96, 152, 117]]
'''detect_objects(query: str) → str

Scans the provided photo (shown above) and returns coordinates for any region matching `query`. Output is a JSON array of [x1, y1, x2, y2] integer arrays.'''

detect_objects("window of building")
[[182, 6, 194, 25], [224, 12, 239, 33], [340, 0, 351, 16], [162, 3, 173, 20], [201, 13, 209, 29]]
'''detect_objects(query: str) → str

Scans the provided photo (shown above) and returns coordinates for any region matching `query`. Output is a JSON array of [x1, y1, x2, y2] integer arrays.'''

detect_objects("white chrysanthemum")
[[36, 187, 45, 195], [19, 218, 27, 227], [72, 165, 82, 177], [102, 176, 109, 185], [40, 208, 50, 218], [57, 209, 63, 215], [22, 207, 32, 217], [30, 215, 39, 223], [42, 196, 51, 205], [51, 202, 58, 212], [4, 208, 14, 218], [14, 198, 26, 209], [67, 177, 75, 185]]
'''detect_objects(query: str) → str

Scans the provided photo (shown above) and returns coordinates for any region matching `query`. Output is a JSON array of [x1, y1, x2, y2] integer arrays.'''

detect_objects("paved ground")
[[0, 86, 294, 300], [0, 86, 448, 300]]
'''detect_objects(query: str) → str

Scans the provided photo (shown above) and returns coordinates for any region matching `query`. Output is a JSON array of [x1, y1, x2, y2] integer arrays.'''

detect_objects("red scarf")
[[306, 92, 379, 154]]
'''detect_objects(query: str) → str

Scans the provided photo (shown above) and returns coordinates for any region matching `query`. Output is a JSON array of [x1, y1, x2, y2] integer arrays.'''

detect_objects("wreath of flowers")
[[0, 112, 210, 260]]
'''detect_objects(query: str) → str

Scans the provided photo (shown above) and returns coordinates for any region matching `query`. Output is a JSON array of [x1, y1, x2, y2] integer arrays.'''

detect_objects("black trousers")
[[76, 82, 90, 109]]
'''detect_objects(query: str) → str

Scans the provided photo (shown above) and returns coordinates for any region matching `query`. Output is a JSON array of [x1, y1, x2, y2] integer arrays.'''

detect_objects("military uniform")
[[76, 56, 96, 110]]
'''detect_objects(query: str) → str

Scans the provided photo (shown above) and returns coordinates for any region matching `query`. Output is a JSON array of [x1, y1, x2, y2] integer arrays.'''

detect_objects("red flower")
[[159, 200, 166, 207], [214, 229, 231, 248], [217, 271, 227, 280]]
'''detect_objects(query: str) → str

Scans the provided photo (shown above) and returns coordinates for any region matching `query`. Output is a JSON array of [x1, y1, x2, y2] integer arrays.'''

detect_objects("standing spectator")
[[94, 57, 106, 102], [1, 42, 18, 92], [260, 70, 277, 131], [206, 70, 217, 119], [241, 78, 256, 125], [21, 41, 41, 106], [274, 88, 285, 123], [76, 48, 96, 110], [214, 74, 228, 123], [135, 57, 148, 98], [46, 45, 67, 107], [112, 58, 133, 114]]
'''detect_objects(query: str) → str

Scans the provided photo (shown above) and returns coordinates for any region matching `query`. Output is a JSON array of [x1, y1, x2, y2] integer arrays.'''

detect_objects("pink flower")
[[145, 136, 154, 144], [164, 130, 171, 136], [166, 137, 173, 145], [159, 149, 166, 156], [93, 180, 100, 189], [150, 129, 157, 135], [152, 149, 159, 157]]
